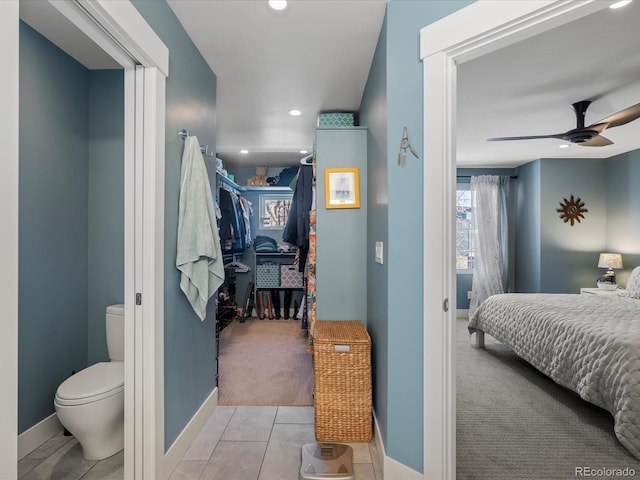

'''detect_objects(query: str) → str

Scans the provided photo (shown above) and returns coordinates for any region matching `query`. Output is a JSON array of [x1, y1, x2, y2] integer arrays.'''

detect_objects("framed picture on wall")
[[324, 167, 360, 209]]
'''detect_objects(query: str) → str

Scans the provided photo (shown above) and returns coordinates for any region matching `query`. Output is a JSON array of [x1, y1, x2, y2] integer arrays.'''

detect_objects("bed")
[[468, 268, 640, 460]]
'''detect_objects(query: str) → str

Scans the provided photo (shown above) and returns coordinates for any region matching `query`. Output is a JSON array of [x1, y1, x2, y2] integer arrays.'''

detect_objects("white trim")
[[0, 2, 19, 478], [17, 414, 63, 460], [77, 0, 169, 75], [141, 66, 166, 480], [164, 388, 218, 480], [419, 1, 612, 479], [420, 0, 605, 63], [372, 412, 423, 480]]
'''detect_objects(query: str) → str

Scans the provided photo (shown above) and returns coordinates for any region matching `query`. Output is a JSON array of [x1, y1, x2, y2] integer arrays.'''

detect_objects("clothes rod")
[[456, 175, 518, 179]]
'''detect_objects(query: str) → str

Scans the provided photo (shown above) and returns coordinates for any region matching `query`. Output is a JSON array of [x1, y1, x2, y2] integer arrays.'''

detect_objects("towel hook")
[[178, 129, 190, 140]]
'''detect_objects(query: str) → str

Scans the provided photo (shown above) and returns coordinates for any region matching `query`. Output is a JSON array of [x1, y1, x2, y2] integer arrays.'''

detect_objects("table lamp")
[[597, 253, 623, 290]]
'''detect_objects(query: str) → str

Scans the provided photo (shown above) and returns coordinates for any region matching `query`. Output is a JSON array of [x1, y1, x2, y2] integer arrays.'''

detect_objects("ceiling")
[[457, 1, 640, 167], [168, 0, 387, 168], [20, 1, 640, 170]]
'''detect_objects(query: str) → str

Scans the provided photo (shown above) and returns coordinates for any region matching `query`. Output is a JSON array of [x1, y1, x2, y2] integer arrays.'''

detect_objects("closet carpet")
[[218, 318, 313, 406]]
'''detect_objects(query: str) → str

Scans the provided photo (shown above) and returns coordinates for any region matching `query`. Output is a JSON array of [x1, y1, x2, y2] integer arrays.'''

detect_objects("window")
[[456, 186, 475, 271], [259, 194, 292, 229]]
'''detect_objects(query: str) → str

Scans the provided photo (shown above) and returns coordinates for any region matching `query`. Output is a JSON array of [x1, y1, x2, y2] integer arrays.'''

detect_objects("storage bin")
[[317, 112, 356, 128], [313, 320, 372, 442], [280, 264, 303, 288], [256, 263, 280, 288]]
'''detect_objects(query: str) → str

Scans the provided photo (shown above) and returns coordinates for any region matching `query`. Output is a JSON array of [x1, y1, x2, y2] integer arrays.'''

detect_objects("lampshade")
[[598, 253, 623, 269]]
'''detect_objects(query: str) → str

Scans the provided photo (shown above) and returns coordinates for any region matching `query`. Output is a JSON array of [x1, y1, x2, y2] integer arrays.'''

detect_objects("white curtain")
[[469, 175, 509, 316]]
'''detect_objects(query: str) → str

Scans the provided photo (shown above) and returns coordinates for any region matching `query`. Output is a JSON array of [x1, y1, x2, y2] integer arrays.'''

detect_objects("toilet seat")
[[55, 362, 124, 407]]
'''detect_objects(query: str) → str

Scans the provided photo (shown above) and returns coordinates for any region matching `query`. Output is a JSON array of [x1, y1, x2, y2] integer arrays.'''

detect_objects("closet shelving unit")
[[217, 173, 292, 193]]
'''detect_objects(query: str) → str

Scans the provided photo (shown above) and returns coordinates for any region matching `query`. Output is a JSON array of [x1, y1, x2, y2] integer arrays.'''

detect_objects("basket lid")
[[314, 320, 370, 343]]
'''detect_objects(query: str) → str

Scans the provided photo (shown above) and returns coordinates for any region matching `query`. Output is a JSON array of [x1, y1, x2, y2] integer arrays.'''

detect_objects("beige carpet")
[[217, 318, 313, 406]]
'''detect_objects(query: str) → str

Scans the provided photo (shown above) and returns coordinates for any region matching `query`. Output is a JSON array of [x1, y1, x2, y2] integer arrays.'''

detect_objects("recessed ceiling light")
[[300, 150, 309, 154], [269, 0, 288, 11], [610, 0, 632, 9], [240, 149, 249, 154], [559, 144, 570, 149], [289, 109, 302, 116]]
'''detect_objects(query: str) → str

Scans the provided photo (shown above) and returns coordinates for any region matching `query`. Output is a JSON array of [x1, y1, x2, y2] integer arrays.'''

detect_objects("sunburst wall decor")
[[556, 194, 588, 226]]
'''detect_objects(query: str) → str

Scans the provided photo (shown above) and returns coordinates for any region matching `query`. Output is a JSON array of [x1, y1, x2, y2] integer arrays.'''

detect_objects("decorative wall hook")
[[398, 127, 419, 166]]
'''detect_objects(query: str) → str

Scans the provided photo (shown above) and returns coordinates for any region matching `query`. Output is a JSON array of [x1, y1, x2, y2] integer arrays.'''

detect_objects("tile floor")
[[18, 406, 381, 480], [169, 406, 382, 480], [18, 432, 123, 480]]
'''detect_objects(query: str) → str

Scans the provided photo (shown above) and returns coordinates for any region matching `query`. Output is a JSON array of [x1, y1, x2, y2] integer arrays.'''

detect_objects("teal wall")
[[87, 71, 125, 364], [316, 128, 368, 322], [131, 0, 219, 451], [19, 22, 89, 433], [539, 159, 606, 293], [606, 150, 640, 285], [514, 160, 541, 293], [18, 23, 124, 433], [513, 155, 640, 294], [359, 0, 474, 472], [359, 10, 389, 456]]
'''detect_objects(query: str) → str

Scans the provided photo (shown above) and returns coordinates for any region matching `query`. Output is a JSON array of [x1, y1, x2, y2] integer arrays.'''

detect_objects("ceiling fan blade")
[[579, 135, 613, 147], [487, 134, 565, 142], [589, 102, 640, 130]]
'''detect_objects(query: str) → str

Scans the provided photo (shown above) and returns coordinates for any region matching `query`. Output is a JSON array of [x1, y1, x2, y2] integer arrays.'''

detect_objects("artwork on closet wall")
[[260, 194, 293, 229], [324, 167, 360, 209]]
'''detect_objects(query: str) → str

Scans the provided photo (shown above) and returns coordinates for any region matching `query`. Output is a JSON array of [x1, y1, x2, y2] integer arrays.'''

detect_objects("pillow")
[[625, 266, 640, 299]]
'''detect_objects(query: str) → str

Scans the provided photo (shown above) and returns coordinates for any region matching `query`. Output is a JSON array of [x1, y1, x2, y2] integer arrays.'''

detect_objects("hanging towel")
[[176, 136, 225, 321]]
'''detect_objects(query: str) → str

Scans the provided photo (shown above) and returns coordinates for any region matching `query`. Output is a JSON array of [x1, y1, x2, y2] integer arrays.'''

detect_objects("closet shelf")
[[218, 172, 292, 193]]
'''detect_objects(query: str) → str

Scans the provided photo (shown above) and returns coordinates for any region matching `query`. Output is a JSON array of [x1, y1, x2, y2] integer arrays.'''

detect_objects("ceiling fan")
[[487, 100, 640, 147]]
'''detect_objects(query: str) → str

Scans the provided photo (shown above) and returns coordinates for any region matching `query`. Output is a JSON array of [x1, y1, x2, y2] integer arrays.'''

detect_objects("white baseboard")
[[373, 410, 423, 480], [164, 387, 218, 480], [456, 309, 469, 319], [18, 413, 63, 460]]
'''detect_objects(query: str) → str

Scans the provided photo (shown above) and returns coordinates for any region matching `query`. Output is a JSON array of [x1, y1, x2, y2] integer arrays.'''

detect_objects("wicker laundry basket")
[[313, 320, 372, 442]]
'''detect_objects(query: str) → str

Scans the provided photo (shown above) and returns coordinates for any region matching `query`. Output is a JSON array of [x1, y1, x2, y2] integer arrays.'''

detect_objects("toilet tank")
[[105, 304, 125, 361]]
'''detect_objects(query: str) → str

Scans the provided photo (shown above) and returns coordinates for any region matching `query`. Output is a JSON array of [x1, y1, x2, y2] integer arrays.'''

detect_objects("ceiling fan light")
[[559, 144, 570, 149], [240, 149, 249, 154], [610, 0, 632, 9]]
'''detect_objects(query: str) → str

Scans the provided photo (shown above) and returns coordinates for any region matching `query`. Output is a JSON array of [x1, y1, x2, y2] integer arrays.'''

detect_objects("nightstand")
[[580, 287, 626, 297]]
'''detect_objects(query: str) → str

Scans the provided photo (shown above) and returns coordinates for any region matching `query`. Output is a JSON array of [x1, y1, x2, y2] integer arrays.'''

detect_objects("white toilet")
[[54, 304, 125, 460]]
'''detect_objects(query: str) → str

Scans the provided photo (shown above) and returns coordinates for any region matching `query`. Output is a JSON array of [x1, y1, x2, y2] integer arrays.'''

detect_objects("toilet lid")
[[56, 362, 124, 406]]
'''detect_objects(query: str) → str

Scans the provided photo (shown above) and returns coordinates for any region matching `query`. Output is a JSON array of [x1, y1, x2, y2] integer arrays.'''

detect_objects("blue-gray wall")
[[18, 22, 124, 433], [130, 0, 219, 451], [606, 150, 640, 285], [316, 128, 368, 322], [88, 71, 125, 364], [514, 154, 640, 294], [539, 158, 606, 293], [515, 160, 541, 293], [359, 0, 474, 472]]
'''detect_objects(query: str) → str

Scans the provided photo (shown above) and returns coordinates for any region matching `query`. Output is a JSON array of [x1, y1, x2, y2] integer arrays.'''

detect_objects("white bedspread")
[[469, 293, 640, 459]]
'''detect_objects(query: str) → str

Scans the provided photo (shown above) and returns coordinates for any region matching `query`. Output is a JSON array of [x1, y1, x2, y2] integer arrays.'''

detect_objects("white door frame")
[[4, 1, 168, 478], [420, 1, 610, 478]]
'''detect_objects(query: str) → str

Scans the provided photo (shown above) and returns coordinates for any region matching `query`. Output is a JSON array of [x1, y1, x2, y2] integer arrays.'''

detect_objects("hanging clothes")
[[176, 136, 225, 321], [283, 165, 314, 271]]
